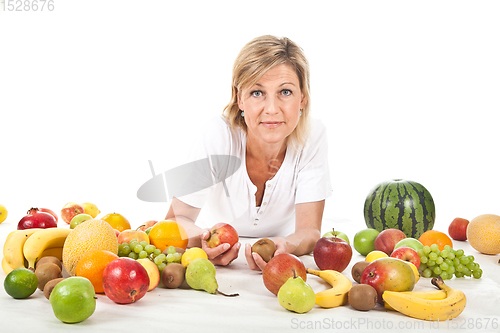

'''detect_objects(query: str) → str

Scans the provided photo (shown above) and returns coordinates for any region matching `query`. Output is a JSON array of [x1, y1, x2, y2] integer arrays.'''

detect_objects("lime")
[[4, 268, 38, 299]]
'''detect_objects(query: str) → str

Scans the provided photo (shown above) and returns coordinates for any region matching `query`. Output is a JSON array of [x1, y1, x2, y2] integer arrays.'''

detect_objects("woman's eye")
[[251, 90, 262, 97], [281, 89, 292, 96]]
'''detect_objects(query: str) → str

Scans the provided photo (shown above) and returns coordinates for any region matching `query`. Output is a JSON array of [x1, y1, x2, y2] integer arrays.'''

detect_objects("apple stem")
[[216, 289, 239, 297], [292, 268, 297, 279]]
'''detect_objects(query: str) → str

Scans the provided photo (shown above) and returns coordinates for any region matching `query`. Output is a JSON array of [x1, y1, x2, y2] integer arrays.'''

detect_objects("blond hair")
[[223, 35, 311, 149]]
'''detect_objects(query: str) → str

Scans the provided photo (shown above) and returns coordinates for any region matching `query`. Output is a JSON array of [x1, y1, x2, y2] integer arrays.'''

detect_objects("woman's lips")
[[260, 121, 284, 129]]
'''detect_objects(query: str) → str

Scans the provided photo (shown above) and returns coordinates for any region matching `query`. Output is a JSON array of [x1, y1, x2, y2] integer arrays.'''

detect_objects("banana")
[[3, 228, 42, 269], [40, 247, 63, 261], [306, 268, 352, 308], [23, 228, 72, 269], [382, 276, 467, 321], [2, 257, 15, 275], [384, 289, 447, 311]]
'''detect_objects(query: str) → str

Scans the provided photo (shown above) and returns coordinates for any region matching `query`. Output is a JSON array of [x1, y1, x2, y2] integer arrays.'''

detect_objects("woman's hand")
[[200, 231, 240, 266], [245, 237, 288, 271]]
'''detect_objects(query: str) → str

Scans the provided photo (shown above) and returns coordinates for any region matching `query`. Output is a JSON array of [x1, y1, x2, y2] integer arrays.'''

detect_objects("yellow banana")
[[40, 247, 63, 261], [23, 228, 72, 269], [382, 276, 467, 321], [3, 228, 42, 269], [2, 257, 15, 275], [384, 289, 447, 310], [306, 268, 352, 308]]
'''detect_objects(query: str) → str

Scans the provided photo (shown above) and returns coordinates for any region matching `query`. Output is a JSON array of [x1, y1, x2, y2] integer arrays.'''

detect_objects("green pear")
[[277, 269, 316, 313], [185, 258, 238, 297]]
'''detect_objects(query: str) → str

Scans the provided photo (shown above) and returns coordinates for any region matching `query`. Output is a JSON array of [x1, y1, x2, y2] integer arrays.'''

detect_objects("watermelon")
[[363, 179, 435, 239]]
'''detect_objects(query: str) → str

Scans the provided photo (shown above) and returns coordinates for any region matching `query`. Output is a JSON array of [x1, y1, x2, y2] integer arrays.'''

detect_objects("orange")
[[418, 230, 453, 251], [75, 250, 118, 293], [101, 213, 131, 232], [62, 218, 119, 276], [148, 220, 188, 252], [466, 214, 500, 254]]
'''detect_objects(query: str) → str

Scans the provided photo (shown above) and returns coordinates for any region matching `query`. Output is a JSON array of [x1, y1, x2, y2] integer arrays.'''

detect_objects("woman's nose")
[[264, 95, 279, 114]]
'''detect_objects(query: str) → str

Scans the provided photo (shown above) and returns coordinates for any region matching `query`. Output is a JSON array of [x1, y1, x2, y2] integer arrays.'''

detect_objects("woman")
[[165, 35, 331, 271]]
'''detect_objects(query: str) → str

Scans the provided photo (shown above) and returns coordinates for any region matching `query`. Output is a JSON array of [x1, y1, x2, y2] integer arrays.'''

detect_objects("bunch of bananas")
[[2, 228, 72, 274], [383, 276, 467, 321]]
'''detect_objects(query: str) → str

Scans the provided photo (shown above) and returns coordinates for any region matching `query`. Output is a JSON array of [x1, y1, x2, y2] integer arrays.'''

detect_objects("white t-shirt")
[[176, 116, 332, 238]]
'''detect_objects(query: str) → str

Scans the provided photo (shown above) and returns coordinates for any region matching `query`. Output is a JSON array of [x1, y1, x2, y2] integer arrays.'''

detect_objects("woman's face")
[[238, 63, 307, 149]]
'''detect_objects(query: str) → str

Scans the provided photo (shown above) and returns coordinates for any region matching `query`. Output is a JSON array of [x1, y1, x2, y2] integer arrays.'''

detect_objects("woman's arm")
[[166, 197, 240, 265], [279, 200, 324, 255], [245, 200, 324, 271]]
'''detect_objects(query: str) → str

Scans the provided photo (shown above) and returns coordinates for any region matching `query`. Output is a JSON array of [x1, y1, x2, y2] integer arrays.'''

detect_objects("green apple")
[[322, 229, 350, 245], [70, 213, 93, 229], [49, 277, 96, 323], [353, 228, 380, 256], [394, 237, 424, 252]]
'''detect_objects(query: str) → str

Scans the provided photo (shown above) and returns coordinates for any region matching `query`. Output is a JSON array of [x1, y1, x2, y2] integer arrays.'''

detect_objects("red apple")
[[39, 208, 58, 222], [60, 202, 85, 224], [390, 246, 421, 269], [360, 257, 415, 303], [117, 229, 149, 244], [448, 217, 469, 241], [102, 257, 150, 304], [262, 253, 307, 295], [137, 220, 158, 232], [313, 236, 352, 272], [374, 229, 406, 255], [206, 223, 239, 249], [113, 229, 121, 237]]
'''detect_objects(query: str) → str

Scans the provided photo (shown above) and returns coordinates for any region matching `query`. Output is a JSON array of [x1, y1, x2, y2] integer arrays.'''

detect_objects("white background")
[[1, 0, 499, 233]]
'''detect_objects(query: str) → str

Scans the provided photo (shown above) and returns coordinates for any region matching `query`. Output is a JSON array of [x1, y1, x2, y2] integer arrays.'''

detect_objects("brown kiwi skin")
[[351, 261, 370, 284], [348, 284, 377, 311], [161, 263, 185, 289], [35, 263, 63, 291], [36, 256, 62, 270], [251, 238, 277, 262], [43, 278, 66, 300]]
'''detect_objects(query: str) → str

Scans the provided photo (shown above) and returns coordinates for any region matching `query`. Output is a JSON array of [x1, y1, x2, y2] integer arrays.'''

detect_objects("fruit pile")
[[2, 202, 240, 324]]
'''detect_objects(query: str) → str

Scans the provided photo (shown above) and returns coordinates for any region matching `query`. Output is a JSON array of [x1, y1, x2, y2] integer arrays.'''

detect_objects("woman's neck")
[[246, 135, 287, 164]]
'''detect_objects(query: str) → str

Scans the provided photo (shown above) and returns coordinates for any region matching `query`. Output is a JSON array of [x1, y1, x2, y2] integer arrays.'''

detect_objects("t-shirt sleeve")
[[295, 119, 332, 204], [173, 116, 234, 209]]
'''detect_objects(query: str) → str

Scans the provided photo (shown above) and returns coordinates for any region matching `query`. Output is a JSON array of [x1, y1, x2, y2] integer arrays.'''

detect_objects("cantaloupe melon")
[[466, 214, 500, 255], [62, 219, 119, 276]]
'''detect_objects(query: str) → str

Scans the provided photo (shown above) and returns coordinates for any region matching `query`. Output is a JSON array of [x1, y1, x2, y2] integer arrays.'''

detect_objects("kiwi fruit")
[[43, 278, 65, 300], [36, 256, 62, 270], [351, 261, 370, 283], [161, 263, 185, 289], [348, 284, 377, 311], [35, 262, 62, 291], [251, 238, 276, 262]]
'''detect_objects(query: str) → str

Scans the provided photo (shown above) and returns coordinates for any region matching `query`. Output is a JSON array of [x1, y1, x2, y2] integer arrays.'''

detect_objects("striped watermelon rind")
[[363, 179, 435, 239]]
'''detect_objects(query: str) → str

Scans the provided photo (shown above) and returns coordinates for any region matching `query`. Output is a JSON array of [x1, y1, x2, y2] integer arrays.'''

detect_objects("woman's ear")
[[237, 91, 244, 110], [300, 93, 307, 110]]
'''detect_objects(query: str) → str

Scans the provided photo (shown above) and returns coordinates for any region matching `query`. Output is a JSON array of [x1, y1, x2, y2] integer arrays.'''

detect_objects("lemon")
[[181, 247, 208, 267], [407, 262, 420, 283], [4, 268, 38, 299], [0, 204, 8, 223], [81, 202, 101, 218], [365, 250, 389, 262]]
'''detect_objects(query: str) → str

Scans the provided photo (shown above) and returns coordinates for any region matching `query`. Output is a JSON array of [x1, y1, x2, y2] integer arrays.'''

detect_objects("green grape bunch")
[[118, 239, 182, 272], [417, 244, 483, 280]]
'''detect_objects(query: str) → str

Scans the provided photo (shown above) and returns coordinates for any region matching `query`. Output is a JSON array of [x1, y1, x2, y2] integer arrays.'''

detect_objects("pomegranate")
[[39, 207, 58, 222], [102, 257, 149, 304], [17, 208, 58, 230]]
